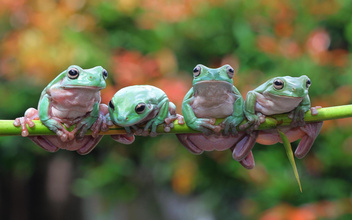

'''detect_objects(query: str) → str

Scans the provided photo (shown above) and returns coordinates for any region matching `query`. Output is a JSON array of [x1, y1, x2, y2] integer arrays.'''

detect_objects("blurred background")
[[1, 0, 352, 219]]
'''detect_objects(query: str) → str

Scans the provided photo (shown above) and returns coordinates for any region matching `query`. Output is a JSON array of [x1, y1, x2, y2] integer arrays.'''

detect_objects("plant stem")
[[1, 105, 352, 136]]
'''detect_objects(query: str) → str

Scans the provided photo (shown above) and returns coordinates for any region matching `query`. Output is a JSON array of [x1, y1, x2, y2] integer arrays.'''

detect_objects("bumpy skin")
[[13, 65, 130, 154], [176, 64, 257, 169], [243, 75, 323, 160], [108, 85, 183, 141]]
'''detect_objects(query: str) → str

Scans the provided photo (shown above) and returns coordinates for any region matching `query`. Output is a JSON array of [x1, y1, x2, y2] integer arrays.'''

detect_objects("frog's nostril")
[[292, 87, 296, 91], [125, 117, 128, 120]]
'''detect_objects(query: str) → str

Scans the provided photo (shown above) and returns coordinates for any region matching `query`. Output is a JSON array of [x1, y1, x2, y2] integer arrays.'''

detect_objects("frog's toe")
[[176, 114, 184, 125], [310, 106, 322, 116], [150, 131, 158, 137], [239, 151, 255, 169]]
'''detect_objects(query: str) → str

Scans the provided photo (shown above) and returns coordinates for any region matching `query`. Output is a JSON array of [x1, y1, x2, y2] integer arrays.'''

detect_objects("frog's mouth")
[[62, 85, 104, 90]]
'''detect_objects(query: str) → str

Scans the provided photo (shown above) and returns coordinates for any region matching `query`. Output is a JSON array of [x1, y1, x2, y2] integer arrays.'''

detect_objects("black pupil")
[[274, 80, 283, 86], [109, 100, 114, 110], [228, 68, 234, 73], [307, 80, 311, 85], [193, 67, 199, 73], [103, 70, 108, 78], [69, 69, 78, 76], [136, 104, 145, 113]]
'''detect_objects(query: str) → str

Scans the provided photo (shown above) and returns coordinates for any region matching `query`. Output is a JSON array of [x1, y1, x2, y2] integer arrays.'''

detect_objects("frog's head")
[[263, 75, 311, 97], [60, 65, 107, 90], [192, 64, 235, 86], [108, 88, 153, 127]]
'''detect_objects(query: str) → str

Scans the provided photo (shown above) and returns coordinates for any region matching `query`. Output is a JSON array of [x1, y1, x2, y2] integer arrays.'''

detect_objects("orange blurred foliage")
[[171, 158, 197, 195]]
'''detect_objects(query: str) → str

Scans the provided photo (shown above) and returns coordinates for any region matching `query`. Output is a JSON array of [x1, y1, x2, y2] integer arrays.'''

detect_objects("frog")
[[108, 85, 184, 138], [176, 64, 257, 169], [242, 75, 323, 160], [13, 65, 133, 154]]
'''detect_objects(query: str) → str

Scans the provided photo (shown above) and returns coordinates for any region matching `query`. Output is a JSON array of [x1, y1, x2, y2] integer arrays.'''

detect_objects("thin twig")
[[1, 105, 352, 136]]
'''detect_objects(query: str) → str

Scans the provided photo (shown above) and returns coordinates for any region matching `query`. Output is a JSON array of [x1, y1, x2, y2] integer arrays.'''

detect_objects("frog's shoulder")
[[253, 78, 273, 93], [38, 68, 68, 101]]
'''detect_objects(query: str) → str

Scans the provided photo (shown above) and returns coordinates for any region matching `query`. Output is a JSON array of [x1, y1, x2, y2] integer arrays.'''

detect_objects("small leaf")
[[278, 129, 302, 192]]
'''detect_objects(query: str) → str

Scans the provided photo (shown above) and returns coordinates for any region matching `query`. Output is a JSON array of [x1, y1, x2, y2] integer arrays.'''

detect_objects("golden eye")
[[226, 65, 235, 78], [135, 103, 146, 114], [193, 65, 201, 77], [68, 68, 79, 79], [273, 79, 284, 90]]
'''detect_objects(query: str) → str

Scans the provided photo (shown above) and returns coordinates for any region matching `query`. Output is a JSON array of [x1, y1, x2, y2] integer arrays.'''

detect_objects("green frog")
[[108, 85, 183, 140], [243, 75, 323, 160], [176, 64, 257, 169], [14, 65, 133, 154]]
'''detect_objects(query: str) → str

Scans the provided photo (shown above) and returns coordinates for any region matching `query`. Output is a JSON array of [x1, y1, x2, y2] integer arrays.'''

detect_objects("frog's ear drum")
[[226, 65, 235, 78], [68, 68, 79, 79]]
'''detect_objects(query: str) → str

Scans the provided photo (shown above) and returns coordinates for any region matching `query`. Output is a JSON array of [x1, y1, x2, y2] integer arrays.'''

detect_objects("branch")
[[1, 105, 352, 136]]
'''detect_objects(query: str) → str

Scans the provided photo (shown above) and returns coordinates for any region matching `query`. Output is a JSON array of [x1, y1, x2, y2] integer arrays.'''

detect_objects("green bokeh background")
[[1, 0, 352, 219]]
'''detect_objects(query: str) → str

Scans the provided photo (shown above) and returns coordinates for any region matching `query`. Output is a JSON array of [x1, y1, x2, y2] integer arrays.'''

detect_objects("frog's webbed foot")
[[90, 104, 110, 138], [231, 131, 258, 161], [189, 118, 221, 135], [289, 108, 307, 127], [220, 116, 243, 136], [239, 151, 255, 169], [295, 121, 323, 159], [164, 114, 184, 133], [240, 113, 265, 133], [13, 108, 38, 137], [176, 134, 204, 154]]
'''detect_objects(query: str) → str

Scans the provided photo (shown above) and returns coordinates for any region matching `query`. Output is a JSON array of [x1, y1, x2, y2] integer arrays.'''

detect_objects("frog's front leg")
[[242, 91, 262, 131], [144, 97, 170, 137], [289, 95, 311, 127], [183, 89, 220, 135], [164, 102, 184, 132], [221, 86, 244, 135], [13, 108, 38, 136], [39, 95, 73, 142]]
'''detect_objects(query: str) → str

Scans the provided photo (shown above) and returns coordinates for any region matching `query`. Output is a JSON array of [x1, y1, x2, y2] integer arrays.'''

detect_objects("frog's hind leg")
[[239, 151, 255, 169], [231, 131, 258, 161], [28, 136, 59, 153], [295, 122, 323, 159], [76, 135, 104, 155], [176, 134, 204, 154]]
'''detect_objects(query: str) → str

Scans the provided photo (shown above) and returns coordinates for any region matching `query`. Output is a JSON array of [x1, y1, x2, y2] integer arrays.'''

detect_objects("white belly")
[[255, 92, 303, 115]]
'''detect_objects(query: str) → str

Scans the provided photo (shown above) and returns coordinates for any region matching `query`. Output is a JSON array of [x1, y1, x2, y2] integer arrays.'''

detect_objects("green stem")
[[1, 104, 352, 136]]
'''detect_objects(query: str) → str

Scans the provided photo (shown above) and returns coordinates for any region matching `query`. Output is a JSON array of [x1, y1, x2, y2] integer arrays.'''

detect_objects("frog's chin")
[[194, 80, 233, 86]]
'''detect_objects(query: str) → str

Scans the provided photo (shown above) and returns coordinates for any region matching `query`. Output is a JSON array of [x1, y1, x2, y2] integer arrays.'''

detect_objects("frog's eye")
[[306, 79, 311, 88], [68, 68, 79, 79], [135, 103, 146, 114], [108, 100, 115, 110], [273, 79, 284, 90], [193, 65, 201, 77], [102, 69, 108, 80], [226, 66, 235, 78]]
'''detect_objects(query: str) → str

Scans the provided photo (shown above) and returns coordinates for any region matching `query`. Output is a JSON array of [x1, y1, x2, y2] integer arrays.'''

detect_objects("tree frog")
[[176, 64, 257, 169], [108, 85, 183, 138], [243, 75, 323, 159], [13, 65, 132, 154]]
